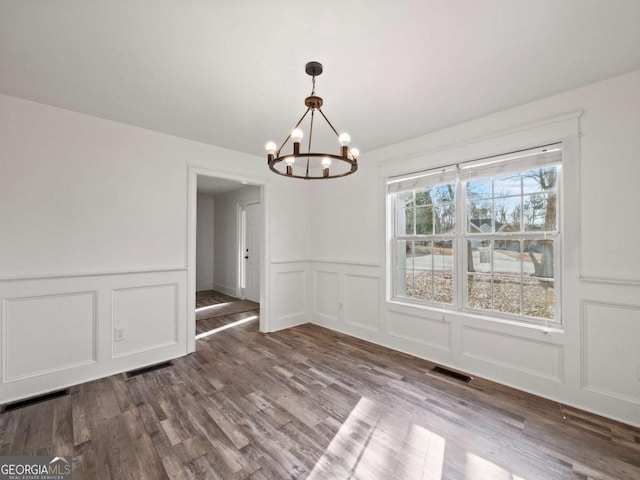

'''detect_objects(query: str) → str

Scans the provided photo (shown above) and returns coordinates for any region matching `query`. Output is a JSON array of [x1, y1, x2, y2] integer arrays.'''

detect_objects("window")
[[388, 145, 562, 326]]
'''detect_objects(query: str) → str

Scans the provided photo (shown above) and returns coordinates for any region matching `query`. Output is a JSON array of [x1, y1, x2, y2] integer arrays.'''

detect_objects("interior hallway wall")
[[196, 193, 215, 291], [213, 186, 260, 297]]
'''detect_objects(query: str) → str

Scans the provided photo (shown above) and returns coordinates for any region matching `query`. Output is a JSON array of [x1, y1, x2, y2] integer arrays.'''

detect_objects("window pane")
[[413, 241, 431, 271], [413, 270, 434, 302], [494, 173, 521, 197], [524, 240, 554, 279], [416, 241, 433, 298], [468, 239, 491, 274], [493, 240, 521, 276], [397, 191, 414, 208], [433, 240, 454, 303], [493, 275, 522, 315], [397, 207, 415, 235], [467, 274, 492, 310], [466, 178, 491, 200], [432, 183, 456, 204], [397, 269, 413, 298], [435, 204, 455, 234], [415, 206, 433, 234], [396, 240, 412, 270], [467, 200, 492, 233], [524, 192, 557, 231], [524, 194, 553, 231], [523, 278, 555, 320], [522, 166, 557, 194], [415, 188, 432, 206], [493, 196, 521, 232]]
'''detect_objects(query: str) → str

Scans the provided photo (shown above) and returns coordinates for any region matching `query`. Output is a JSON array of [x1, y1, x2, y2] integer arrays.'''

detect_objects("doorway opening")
[[188, 169, 266, 352]]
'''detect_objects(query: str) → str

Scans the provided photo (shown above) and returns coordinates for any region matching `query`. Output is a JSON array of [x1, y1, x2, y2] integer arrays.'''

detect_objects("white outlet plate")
[[114, 328, 125, 342]]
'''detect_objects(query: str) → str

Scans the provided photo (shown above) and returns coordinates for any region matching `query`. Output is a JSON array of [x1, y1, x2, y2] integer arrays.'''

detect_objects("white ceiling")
[[2, 1, 640, 157]]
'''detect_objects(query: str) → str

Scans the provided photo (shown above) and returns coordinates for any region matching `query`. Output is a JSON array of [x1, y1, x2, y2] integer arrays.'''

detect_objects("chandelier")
[[266, 61, 359, 179]]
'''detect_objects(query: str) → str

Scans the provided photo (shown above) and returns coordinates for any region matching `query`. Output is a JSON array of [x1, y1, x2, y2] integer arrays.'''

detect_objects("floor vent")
[[431, 366, 473, 383], [126, 361, 174, 378], [1, 389, 69, 413]]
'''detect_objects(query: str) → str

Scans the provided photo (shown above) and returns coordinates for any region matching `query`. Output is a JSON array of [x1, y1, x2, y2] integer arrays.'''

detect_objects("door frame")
[[187, 165, 269, 353]]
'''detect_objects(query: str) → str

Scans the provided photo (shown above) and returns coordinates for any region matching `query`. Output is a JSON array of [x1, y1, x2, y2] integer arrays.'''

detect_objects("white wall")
[[212, 185, 260, 297], [196, 194, 215, 291], [0, 93, 310, 404], [308, 69, 640, 428]]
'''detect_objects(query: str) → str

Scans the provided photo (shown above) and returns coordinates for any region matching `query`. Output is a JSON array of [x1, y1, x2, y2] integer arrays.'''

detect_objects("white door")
[[243, 202, 261, 302]]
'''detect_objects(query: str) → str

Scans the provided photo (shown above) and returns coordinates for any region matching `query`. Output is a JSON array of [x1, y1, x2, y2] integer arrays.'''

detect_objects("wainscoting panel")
[[275, 269, 306, 326], [344, 274, 380, 332], [387, 310, 451, 352], [314, 271, 340, 322], [0, 268, 187, 405], [461, 326, 564, 382], [582, 300, 640, 404], [2, 291, 97, 382], [112, 284, 178, 358]]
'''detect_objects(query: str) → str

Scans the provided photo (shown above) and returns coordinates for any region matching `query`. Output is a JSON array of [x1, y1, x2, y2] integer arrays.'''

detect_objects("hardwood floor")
[[195, 290, 260, 333], [1, 313, 639, 479], [195, 290, 238, 309]]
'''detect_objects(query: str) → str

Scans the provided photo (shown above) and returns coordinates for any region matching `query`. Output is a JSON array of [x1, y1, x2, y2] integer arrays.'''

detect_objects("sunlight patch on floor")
[[195, 315, 258, 340], [466, 452, 526, 480], [307, 397, 447, 479], [195, 302, 234, 313], [400, 424, 446, 479]]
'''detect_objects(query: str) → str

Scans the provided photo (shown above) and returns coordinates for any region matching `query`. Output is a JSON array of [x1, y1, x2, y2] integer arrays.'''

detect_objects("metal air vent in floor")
[[1, 389, 69, 413], [126, 361, 174, 378], [431, 366, 473, 383]]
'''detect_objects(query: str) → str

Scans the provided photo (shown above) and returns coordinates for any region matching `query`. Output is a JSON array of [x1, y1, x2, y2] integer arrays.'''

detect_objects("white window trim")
[[387, 144, 563, 327]]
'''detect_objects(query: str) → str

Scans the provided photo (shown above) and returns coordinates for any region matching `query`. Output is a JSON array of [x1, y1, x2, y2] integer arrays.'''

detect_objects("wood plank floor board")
[[2, 292, 640, 479]]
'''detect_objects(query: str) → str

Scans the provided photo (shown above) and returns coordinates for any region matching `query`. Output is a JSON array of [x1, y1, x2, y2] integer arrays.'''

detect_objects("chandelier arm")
[[268, 153, 357, 179], [277, 107, 311, 155], [317, 108, 341, 138]]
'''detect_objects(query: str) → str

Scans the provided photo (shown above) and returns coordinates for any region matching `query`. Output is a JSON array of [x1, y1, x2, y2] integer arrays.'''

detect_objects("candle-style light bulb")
[[339, 133, 351, 157], [285, 156, 294, 176], [322, 157, 331, 178], [265, 142, 277, 155], [291, 128, 303, 155], [338, 133, 351, 146], [291, 128, 304, 143]]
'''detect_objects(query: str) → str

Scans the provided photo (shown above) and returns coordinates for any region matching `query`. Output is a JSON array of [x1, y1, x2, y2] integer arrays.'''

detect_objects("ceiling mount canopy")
[[266, 61, 359, 180]]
